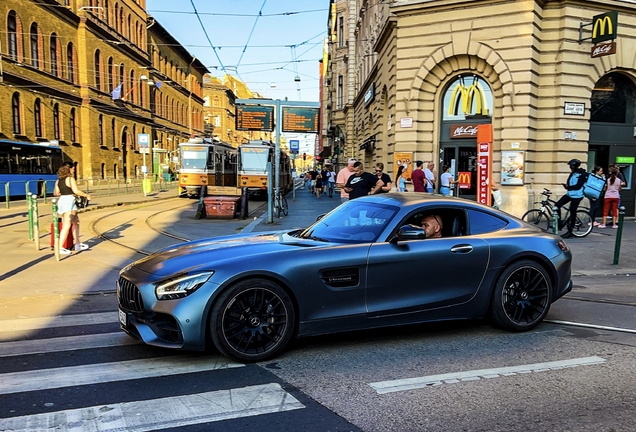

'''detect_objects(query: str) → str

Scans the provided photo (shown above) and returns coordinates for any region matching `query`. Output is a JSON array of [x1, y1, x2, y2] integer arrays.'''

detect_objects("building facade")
[[1, 0, 206, 181], [324, 0, 636, 216]]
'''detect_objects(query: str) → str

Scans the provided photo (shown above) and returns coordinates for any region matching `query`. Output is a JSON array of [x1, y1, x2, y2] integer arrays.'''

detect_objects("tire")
[[273, 200, 281, 218], [210, 279, 296, 362], [521, 209, 552, 232], [571, 210, 593, 237], [490, 260, 552, 331], [281, 196, 288, 216]]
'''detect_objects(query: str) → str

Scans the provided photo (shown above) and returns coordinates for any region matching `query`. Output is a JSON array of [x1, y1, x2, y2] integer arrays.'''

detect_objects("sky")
[[146, 0, 329, 103]]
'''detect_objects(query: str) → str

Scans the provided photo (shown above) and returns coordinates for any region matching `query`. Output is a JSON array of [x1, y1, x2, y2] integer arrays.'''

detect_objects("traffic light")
[[303, 153, 306, 160]]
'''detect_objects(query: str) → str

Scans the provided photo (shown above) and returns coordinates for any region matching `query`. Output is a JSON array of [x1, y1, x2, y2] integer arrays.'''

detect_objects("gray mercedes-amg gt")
[[117, 194, 572, 362]]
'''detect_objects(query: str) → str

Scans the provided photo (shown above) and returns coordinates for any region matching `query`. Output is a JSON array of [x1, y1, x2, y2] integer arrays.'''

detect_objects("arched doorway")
[[439, 75, 493, 200], [589, 72, 636, 215]]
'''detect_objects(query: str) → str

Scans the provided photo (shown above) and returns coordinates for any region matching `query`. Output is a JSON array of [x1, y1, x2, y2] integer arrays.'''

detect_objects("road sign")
[[289, 140, 300, 152], [138, 133, 150, 154]]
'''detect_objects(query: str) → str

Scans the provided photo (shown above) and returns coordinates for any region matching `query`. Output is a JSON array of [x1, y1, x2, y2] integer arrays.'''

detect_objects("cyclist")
[[556, 158, 587, 238]]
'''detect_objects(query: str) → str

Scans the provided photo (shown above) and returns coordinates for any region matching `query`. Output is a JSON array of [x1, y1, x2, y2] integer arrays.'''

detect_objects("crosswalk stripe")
[[0, 312, 117, 332], [0, 355, 245, 395], [0, 383, 304, 431], [369, 356, 607, 394], [0, 332, 138, 357]]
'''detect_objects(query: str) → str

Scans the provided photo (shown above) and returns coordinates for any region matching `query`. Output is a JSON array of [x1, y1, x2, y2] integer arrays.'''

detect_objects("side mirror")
[[395, 224, 426, 241], [316, 213, 326, 221]]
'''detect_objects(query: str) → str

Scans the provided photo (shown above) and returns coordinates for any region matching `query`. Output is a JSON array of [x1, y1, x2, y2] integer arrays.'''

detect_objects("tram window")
[[0, 155, 9, 174]]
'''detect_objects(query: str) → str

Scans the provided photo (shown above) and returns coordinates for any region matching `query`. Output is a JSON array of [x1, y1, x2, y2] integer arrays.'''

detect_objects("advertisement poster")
[[501, 151, 524, 185], [394, 152, 413, 181]]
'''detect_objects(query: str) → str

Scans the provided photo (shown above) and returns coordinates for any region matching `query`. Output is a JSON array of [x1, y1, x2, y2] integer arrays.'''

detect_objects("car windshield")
[[299, 200, 399, 243]]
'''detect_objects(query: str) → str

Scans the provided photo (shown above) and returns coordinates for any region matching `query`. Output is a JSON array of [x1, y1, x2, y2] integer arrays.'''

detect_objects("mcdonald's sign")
[[592, 10, 618, 44], [448, 77, 489, 117], [458, 172, 472, 189]]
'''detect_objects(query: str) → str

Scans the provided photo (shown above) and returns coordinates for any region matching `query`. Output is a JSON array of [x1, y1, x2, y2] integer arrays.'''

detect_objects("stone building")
[[0, 0, 206, 181], [323, 0, 636, 216]]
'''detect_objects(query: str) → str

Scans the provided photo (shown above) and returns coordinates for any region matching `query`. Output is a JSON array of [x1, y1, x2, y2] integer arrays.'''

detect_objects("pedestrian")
[[588, 166, 605, 227], [343, 162, 383, 199], [54, 162, 91, 255], [326, 166, 336, 198], [336, 158, 357, 203], [439, 165, 458, 196], [599, 168, 622, 229], [555, 159, 586, 238], [424, 162, 436, 193], [374, 163, 393, 193], [395, 165, 407, 192], [321, 166, 329, 196], [315, 169, 323, 198], [308, 167, 318, 194], [411, 160, 426, 192]]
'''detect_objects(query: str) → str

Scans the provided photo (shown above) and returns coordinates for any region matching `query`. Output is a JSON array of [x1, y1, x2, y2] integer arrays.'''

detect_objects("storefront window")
[[442, 75, 493, 121]]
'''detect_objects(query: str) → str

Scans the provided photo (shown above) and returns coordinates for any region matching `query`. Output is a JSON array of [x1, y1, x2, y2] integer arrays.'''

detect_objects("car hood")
[[131, 231, 323, 276]]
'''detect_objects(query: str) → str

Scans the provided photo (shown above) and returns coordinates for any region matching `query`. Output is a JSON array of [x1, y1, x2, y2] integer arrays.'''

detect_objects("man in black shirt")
[[373, 162, 393, 193], [343, 162, 384, 199]]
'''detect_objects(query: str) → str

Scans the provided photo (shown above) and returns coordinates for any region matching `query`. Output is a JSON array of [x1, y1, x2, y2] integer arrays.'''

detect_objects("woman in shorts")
[[54, 162, 91, 255]]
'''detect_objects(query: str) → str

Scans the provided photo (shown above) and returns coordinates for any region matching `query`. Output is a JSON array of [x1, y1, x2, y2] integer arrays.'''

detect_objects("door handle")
[[450, 245, 473, 253]]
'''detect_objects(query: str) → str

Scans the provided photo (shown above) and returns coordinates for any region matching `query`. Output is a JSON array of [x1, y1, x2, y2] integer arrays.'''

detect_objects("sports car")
[[117, 194, 572, 362]]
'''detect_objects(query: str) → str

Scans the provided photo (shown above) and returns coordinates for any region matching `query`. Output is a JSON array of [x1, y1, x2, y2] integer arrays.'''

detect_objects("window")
[[111, 118, 116, 147], [130, 69, 135, 104], [467, 209, 507, 235], [338, 16, 344, 48], [214, 115, 221, 127], [50, 33, 59, 76], [34, 99, 43, 137], [337, 75, 343, 109], [442, 75, 493, 121], [12, 92, 21, 135], [94, 50, 102, 89], [104, 0, 110, 24], [8, 11, 18, 61], [69, 108, 76, 142], [127, 14, 131, 40], [107, 57, 114, 92], [30, 23, 40, 68], [53, 104, 60, 140], [114, 3, 119, 31], [119, 63, 125, 95], [67, 43, 75, 83], [98, 114, 104, 146]]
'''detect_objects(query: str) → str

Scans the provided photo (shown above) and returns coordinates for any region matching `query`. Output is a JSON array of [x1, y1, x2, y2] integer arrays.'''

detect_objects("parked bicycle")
[[273, 188, 288, 218], [521, 188, 593, 237]]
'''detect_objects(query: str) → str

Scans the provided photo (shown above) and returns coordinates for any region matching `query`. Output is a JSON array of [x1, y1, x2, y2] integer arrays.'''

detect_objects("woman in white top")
[[439, 165, 458, 196]]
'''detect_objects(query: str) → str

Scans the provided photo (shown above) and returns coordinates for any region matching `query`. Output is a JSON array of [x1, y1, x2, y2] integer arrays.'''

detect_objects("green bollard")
[[27, 193, 34, 241], [4, 183, 10, 209], [52, 198, 60, 261], [552, 206, 559, 235], [32, 194, 40, 251], [613, 206, 626, 265]]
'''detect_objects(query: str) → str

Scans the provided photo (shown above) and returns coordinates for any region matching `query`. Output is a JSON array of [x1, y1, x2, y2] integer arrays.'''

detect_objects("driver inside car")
[[421, 214, 443, 238]]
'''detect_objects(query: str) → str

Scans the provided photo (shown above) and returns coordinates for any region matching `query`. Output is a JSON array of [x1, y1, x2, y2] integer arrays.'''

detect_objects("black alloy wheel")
[[210, 279, 295, 362], [490, 260, 552, 331]]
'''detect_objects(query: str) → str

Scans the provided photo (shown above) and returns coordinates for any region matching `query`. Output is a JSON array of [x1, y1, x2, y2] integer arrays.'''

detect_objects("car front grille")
[[118, 277, 144, 313]]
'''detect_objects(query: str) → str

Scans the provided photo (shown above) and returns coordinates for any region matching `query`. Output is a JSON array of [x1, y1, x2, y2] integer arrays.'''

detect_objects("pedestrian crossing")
[[0, 312, 307, 431]]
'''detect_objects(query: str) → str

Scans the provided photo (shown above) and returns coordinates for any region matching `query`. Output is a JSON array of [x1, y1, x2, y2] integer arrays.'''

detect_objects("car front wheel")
[[490, 260, 552, 331], [210, 279, 296, 362]]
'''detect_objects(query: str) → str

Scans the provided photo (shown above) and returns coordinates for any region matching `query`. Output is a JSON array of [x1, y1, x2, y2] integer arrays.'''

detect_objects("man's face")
[[347, 163, 356, 172], [354, 166, 364, 176], [428, 163, 435, 170], [421, 215, 442, 238]]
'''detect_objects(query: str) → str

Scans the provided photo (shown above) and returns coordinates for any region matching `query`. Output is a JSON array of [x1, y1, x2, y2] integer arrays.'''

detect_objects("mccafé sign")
[[450, 124, 479, 139], [591, 42, 616, 58]]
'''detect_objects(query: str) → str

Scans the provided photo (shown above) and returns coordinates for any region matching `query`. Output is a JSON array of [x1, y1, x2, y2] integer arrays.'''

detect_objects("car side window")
[[467, 209, 508, 235]]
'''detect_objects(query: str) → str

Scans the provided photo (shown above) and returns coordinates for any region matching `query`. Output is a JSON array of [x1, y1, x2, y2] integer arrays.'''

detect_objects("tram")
[[0, 140, 64, 199], [238, 140, 292, 196], [178, 137, 238, 198]]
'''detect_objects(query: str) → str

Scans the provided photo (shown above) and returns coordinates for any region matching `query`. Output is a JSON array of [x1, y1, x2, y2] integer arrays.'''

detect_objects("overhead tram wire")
[[189, 0, 226, 73], [146, 8, 328, 17], [234, 0, 269, 80]]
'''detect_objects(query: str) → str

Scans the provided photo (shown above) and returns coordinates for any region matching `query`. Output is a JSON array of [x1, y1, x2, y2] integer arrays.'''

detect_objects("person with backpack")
[[598, 168, 622, 229], [555, 159, 586, 238]]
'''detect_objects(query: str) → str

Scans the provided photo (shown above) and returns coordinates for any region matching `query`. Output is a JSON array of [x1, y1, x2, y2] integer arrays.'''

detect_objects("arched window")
[[591, 73, 636, 123], [69, 108, 77, 142], [50, 33, 59, 77], [30, 23, 40, 68], [132, 124, 137, 151], [34, 99, 43, 137], [67, 42, 75, 83], [213, 96, 220, 107], [127, 14, 131, 40], [107, 57, 113, 92], [12, 92, 21, 135], [139, 76, 145, 108], [119, 63, 125, 95], [98, 114, 104, 146], [53, 103, 60, 140], [442, 75, 493, 121], [129, 69, 136, 104], [113, 163, 118, 179], [94, 49, 102, 90], [114, 4, 119, 31], [104, 0, 110, 24], [101, 163, 105, 179], [7, 11, 18, 61], [119, 8, 124, 35], [111, 118, 116, 147]]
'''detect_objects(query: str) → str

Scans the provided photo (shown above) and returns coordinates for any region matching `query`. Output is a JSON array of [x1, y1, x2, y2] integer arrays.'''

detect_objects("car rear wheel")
[[490, 260, 552, 331], [210, 279, 295, 362]]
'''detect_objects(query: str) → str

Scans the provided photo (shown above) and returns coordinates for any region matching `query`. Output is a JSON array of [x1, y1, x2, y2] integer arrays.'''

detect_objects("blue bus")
[[0, 140, 64, 199]]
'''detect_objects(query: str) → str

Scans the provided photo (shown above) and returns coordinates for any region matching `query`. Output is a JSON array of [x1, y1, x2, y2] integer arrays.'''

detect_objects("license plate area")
[[119, 308, 127, 326]]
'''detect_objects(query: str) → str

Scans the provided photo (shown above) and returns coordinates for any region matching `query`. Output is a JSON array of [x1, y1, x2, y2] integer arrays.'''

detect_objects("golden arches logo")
[[591, 11, 618, 44], [457, 172, 472, 185], [593, 16, 613, 38], [448, 78, 488, 116]]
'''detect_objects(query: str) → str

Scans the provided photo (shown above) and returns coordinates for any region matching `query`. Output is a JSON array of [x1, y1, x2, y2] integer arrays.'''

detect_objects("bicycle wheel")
[[273, 197, 281, 218], [521, 209, 552, 232], [572, 210, 593, 237], [280, 196, 288, 216]]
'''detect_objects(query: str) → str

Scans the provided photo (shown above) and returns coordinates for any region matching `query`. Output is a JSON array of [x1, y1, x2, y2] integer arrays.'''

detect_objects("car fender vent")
[[321, 268, 359, 288]]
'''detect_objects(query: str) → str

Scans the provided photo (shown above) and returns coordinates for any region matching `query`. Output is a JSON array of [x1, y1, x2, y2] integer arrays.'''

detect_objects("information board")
[[236, 105, 274, 131], [282, 107, 319, 133]]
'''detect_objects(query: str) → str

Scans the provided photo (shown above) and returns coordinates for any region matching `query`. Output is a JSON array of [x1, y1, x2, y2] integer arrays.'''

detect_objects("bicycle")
[[273, 189, 288, 218], [521, 188, 593, 237]]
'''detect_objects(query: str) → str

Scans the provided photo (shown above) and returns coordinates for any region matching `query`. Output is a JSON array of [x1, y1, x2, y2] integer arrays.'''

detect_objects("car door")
[[365, 229, 489, 318]]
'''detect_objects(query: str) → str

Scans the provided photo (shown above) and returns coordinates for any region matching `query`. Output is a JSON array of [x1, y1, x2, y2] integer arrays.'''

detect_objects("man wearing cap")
[[336, 158, 357, 203], [556, 158, 586, 238]]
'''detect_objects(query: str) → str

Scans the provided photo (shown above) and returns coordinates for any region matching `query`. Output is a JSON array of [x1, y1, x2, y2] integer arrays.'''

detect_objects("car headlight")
[[155, 272, 214, 300]]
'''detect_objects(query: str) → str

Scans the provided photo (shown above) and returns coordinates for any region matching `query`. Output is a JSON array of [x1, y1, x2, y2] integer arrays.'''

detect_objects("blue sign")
[[289, 140, 300, 152]]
